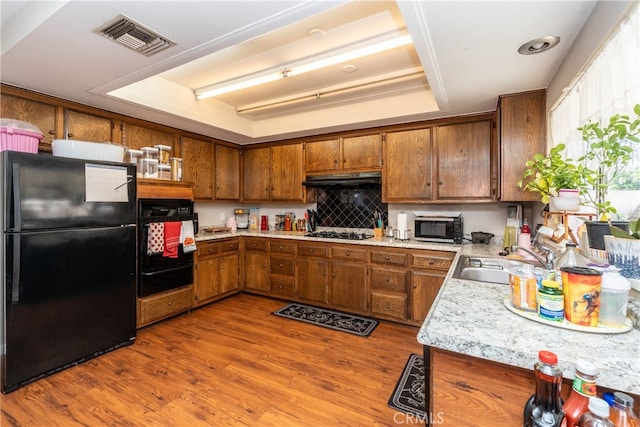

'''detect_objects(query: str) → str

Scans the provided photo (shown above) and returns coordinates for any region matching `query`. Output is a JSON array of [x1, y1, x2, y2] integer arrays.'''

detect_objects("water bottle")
[[577, 397, 614, 427]]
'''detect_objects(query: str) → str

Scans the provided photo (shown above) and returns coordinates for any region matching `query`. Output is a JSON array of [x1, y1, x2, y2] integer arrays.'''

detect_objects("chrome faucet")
[[510, 245, 556, 270]]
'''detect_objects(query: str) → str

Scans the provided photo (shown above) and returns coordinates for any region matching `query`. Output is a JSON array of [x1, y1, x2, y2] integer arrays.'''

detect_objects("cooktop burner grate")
[[305, 231, 374, 240]]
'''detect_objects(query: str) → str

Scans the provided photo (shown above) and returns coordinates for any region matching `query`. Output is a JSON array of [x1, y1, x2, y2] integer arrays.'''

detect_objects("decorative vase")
[[604, 235, 640, 291]]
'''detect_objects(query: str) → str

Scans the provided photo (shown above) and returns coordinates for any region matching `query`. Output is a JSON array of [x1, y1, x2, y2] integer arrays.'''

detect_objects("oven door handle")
[[141, 265, 193, 276]]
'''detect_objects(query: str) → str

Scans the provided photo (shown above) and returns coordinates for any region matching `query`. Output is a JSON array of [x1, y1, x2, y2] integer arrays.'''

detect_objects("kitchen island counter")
[[418, 248, 640, 396]]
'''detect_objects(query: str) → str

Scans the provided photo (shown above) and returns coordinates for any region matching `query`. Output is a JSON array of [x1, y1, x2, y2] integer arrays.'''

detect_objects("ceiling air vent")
[[99, 15, 176, 57]]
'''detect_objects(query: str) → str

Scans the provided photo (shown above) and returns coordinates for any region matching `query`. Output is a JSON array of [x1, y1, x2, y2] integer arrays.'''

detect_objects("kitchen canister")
[[170, 157, 183, 181], [599, 268, 631, 328], [154, 144, 171, 165], [561, 266, 603, 327]]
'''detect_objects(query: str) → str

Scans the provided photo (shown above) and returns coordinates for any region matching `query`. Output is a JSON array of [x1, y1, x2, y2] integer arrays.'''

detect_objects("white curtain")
[[551, 3, 640, 159]]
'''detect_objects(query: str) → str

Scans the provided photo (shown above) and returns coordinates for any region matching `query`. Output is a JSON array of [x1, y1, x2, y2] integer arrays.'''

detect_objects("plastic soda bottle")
[[562, 360, 598, 427], [524, 350, 564, 427]]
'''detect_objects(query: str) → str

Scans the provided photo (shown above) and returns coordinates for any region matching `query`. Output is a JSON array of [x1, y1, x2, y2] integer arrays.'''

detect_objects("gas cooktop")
[[305, 231, 374, 240]]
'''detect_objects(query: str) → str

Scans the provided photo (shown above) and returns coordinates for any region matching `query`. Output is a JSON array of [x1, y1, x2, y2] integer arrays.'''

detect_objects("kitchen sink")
[[452, 255, 545, 285]]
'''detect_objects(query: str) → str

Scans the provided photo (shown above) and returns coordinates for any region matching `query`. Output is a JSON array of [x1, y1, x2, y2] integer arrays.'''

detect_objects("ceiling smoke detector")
[[518, 36, 560, 55], [98, 15, 176, 56]]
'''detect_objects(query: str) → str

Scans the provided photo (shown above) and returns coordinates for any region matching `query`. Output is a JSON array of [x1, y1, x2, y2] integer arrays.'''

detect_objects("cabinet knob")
[[279, 263, 284, 268], [168, 302, 173, 306], [345, 251, 351, 256], [427, 182, 431, 186], [309, 248, 314, 253], [438, 181, 443, 185], [385, 303, 391, 310], [385, 277, 391, 282], [384, 255, 390, 261], [48, 130, 55, 135]]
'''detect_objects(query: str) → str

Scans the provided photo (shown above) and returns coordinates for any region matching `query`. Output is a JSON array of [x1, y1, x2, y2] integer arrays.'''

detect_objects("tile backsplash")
[[316, 185, 387, 229]]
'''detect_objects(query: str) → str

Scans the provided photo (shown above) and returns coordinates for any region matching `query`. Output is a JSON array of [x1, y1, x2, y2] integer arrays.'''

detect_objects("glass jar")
[[158, 164, 171, 180], [170, 157, 183, 181], [154, 144, 171, 165], [140, 158, 158, 178]]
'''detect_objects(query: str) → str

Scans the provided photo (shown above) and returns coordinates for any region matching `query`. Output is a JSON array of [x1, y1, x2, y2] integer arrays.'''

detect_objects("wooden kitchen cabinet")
[[214, 144, 241, 200], [243, 238, 269, 293], [0, 90, 59, 152], [435, 120, 495, 201], [270, 144, 304, 201], [330, 244, 368, 313], [304, 133, 382, 173], [243, 146, 271, 201], [181, 136, 214, 199], [193, 238, 240, 307], [243, 144, 304, 202], [64, 108, 114, 142], [121, 121, 177, 151], [269, 240, 296, 298], [498, 90, 547, 201], [409, 250, 454, 325], [383, 128, 433, 202], [296, 242, 329, 305], [369, 248, 409, 321]]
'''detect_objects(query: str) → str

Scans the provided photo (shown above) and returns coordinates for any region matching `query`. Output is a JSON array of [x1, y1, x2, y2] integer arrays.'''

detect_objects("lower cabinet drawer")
[[371, 267, 408, 292], [270, 256, 295, 276], [371, 291, 407, 320], [270, 275, 294, 297], [138, 286, 192, 327]]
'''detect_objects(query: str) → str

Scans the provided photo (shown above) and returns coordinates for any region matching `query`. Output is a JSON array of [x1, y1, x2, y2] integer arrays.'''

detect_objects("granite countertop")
[[195, 228, 463, 252], [194, 228, 639, 394], [418, 244, 640, 395]]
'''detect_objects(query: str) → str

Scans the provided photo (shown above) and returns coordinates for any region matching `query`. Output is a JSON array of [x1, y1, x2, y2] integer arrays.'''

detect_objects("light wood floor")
[[1, 293, 424, 426]]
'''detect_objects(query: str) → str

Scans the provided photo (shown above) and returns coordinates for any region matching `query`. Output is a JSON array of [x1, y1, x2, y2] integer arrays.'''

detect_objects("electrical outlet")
[[219, 212, 226, 220]]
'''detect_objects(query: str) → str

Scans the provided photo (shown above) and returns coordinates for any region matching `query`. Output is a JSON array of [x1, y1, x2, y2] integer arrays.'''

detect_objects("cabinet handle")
[[385, 277, 391, 282], [332, 273, 336, 277], [345, 251, 351, 256], [384, 255, 390, 261], [385, 303, 391, 310], [279, 263, 284, 268], [252, 243, 257, 248], [67, 133, 74, 138], [168, 302, 173, 306], [427, 182, 431, 186], [309, 248, 314, 253], [438, 181, 443, 185], [48, 130, 55, 135], [429, 260, 435, 265]]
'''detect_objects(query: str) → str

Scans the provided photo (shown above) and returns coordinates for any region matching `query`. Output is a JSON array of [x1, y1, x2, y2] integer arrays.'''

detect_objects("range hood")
[[302, 171, 382, 186]]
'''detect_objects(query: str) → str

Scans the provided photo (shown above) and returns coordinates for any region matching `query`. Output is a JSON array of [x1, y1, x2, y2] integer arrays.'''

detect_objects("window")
[[550, 3, 640, 219]]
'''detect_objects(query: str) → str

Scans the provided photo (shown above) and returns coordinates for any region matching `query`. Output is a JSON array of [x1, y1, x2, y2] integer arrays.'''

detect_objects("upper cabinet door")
[[181, 136, 214, 200], [435, 120, 495, 201], [383, 128, 433, 202], [498, 90, 547, 202], [1, 93, 58, 152], [304, 139, 340, 173], [243, 147, 271, 202], [214, 144, 240, 200], [271, 144, 304, 201], [122, 122, 176, 151], [64, 109, 113, 142], [342, 134, 382, 171]]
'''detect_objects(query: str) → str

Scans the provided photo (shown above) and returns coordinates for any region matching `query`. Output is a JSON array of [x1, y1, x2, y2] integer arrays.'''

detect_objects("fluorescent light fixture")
[[194, 32, 413, 100]]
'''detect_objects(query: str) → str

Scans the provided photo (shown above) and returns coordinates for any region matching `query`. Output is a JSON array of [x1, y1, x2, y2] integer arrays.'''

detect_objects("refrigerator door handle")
[[11, 234, 20, 303], [11, 163, 21, 232]]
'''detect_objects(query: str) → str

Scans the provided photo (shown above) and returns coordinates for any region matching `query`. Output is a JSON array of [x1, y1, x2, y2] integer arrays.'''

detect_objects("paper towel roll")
[[397, 212, 408, 232]]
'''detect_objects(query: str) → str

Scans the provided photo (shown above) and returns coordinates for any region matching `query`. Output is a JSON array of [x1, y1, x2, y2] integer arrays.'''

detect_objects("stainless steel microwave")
[[413, 211, 463, 244]]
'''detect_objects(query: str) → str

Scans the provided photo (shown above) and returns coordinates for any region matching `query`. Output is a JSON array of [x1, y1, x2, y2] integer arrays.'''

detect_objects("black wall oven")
[[138, 199, 196, 297]]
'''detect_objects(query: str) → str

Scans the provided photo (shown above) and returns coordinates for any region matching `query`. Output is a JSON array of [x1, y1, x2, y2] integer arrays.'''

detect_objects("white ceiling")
[[0, 0, 596, 145]]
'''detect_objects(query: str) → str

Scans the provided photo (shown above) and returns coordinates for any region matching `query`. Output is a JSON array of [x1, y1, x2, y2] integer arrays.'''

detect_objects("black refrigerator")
[[1, 151, 137, 393]]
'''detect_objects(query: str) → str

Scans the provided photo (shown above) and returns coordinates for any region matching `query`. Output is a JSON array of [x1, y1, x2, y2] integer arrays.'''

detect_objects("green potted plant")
[[576, 104, 640, 249], [517, 143, 582, 210]]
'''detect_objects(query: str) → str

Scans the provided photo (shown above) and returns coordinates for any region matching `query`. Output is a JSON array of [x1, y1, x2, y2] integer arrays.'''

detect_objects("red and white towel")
[[163, 221, 182, 258], [147, 222, 165, 255]]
